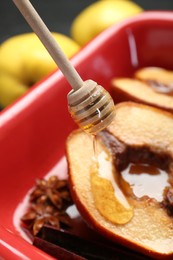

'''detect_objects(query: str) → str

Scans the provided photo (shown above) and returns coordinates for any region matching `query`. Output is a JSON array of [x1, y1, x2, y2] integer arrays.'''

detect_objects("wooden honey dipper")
[[12, 0, 115, 134]]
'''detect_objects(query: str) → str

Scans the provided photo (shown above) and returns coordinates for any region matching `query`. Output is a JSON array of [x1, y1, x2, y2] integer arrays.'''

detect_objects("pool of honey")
[[121, 163, 169, 202]]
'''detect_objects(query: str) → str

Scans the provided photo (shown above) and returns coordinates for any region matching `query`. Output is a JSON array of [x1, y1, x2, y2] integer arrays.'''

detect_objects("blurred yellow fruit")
[[71, 0, 143, 46], [0, 32, 80, 108]]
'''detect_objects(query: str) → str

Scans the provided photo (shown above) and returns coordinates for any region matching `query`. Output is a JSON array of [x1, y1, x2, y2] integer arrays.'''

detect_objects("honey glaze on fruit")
[[121, 163, 169, 202], [98, 129, 173, 218], [146, 80, 173, 95], [136, 67, 173, 95], [90, 132, 171, 225], [90, 139, 133, 225]]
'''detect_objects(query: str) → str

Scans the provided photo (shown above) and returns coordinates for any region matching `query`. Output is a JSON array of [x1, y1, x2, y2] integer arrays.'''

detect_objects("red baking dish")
[[1, 11, 173, 259]]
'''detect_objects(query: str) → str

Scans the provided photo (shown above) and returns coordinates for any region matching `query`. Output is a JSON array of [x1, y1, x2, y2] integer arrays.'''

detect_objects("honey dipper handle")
[[12, 0, 83, 91]]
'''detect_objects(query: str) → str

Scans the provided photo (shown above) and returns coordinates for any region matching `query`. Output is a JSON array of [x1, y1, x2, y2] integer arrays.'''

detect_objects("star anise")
[[21, 175, 73, 235]]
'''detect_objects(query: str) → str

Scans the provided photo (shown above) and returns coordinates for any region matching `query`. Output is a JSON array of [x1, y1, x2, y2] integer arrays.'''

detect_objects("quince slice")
[[66, 102, 173, 258], [111, 67, 173, 113], [135, 67, 173, 89]]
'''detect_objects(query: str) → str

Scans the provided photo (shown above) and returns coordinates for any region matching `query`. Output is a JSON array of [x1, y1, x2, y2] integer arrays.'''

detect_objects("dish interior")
[[1, 12, 173, 258]]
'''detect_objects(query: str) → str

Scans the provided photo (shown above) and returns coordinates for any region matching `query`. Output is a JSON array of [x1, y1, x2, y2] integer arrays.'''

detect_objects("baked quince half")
[[111, 67, 173, 113], [66, 102, 173, 258]]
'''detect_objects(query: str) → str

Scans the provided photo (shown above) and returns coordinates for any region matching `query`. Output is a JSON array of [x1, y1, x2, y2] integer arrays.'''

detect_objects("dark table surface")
[[1, 0, 173, 44]]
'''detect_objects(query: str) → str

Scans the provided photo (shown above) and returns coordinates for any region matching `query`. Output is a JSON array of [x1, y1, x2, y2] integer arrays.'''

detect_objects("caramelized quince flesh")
[[111, 67, 173, 112]]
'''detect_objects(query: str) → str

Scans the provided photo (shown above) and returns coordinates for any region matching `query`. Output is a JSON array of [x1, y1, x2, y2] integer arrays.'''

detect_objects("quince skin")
[[71, 0, 143, 46], [0, 32, 80, 108]]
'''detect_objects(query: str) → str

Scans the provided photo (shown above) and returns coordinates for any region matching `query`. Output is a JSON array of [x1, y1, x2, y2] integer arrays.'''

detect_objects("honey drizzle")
[[147, 80, 173, 95], [93, 134, 97, 162]]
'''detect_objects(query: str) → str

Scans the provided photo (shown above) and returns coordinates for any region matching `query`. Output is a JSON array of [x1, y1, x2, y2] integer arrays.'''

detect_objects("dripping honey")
[[92, 134, 97, 162]]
